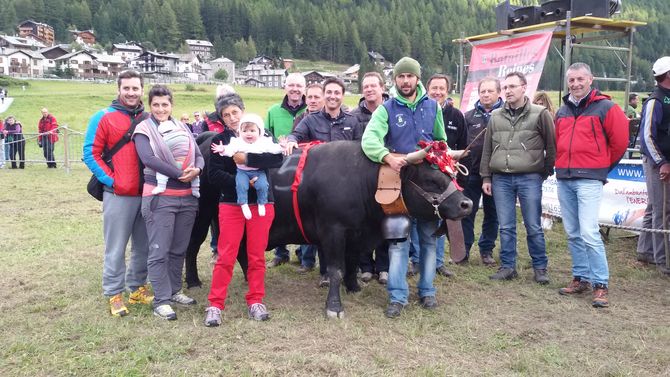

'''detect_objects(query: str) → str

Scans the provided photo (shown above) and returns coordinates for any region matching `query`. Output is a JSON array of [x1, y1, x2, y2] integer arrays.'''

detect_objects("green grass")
[[291, 59, 351, 73], [0, 80, 668, 376]]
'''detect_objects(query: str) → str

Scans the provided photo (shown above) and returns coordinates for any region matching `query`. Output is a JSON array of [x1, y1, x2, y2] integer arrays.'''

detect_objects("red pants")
[[208, 203, 275, 309]]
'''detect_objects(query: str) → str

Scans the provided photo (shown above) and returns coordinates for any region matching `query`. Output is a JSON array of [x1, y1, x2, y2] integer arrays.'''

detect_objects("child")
[[152, 120, 200, 198], [210, 113, 282, 219]]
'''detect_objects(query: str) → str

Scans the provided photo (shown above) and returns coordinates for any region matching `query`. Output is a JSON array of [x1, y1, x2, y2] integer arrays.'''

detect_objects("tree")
[[214, 69, 229, 81]]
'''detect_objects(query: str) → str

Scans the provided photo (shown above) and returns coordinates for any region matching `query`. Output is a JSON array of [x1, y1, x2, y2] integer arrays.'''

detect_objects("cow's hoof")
[[345, 284, 361, 293], [325, 309, 345, 319]]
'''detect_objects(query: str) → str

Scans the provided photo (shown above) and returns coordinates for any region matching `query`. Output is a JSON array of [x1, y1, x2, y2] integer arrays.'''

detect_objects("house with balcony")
[[131, 50, 179, 76], [0, 35, 46, 51], [185, 39, 213, 61], [259, 69, 286, 88], [17, 20, 54, 46], [38, 44, 71, 74], [0, 48, 45, 77], [112, 43, 143, 63], [70, 29, 96, 46]]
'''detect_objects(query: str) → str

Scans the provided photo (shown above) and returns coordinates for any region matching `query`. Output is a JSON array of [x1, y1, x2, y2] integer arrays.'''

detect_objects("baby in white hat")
[[211, 113, 283, 219]]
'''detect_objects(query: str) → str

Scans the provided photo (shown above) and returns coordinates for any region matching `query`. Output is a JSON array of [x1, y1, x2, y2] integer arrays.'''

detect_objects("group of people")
[[84, 52, 652, 325], [0, 108, 60, 169]]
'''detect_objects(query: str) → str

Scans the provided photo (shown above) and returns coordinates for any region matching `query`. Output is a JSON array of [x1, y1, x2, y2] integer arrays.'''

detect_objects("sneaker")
[[558, 278, 592, 295], [361, 272, 373, 282], [384, 302, 404, 318], [109, 294, 129, 317], [533, 268, 550, 285], [436, 265, 454, 277], [248, 303, 270, 321], [153, 304, 177, 320], [267, 257, 289, 268], [171, 292, 197, 306], [297, 265, 314, 274], [128, 285, 154, 305], [378, 271, 388, 285], [319, 274, 330, 288], [407, 262, 419, 277], [489, 267, 518, 281], [204, 306, 222, 327], [591, 284, 609, 308], [481, 254, 496, 267], [419, 296, 438, 310]]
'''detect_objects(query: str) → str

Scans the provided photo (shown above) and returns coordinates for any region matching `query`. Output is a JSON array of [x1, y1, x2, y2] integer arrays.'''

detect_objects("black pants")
[[42, 139, 56, 168], [359, 241, 389, 274], [7, 135, 25, 169]]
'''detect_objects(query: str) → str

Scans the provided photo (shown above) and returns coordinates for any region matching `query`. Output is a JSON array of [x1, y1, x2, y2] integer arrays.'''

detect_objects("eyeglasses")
[[502, 84, 524, 91]]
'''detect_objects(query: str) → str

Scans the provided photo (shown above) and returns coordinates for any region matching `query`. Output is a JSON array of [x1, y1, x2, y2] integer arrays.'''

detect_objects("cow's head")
[[400, 161, 473, 221]]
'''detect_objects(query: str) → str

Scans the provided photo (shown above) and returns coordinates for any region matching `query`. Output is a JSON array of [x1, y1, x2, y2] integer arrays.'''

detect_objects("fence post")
[[62, 125, 70, 173]]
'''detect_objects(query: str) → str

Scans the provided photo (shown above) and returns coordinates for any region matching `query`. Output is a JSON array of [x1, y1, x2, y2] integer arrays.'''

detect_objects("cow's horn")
[[405, 145, 431, 164]]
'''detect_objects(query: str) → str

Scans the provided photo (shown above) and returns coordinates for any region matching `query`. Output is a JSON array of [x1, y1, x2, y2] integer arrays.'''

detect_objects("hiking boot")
[[266, 257, 289, 268], [319, 275, 330, 288], [407, 262, 419, 277], [436, 265, 454, 277], [128, 285, 154, 305], [204, 306, 222, 327], [109, 293, 129, 317], [378, 271, 388, 285], [171, 292, 197, 306], [153, 304, 177, 320], [489, 267, 518, 281], [297, 265, 314, 274], [533, 269, 550, 285], [248, 303, 270, 321], [481, 254, 496, 267], [361, 272, 373, 282], [420, 296, 438, 310], [591, 284, 609, 308], [558, 278, 592, 295], [384, 302, 404, 318]]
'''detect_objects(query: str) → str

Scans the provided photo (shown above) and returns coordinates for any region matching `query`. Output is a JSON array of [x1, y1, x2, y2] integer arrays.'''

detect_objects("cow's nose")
[[460, 199, 473, 214]]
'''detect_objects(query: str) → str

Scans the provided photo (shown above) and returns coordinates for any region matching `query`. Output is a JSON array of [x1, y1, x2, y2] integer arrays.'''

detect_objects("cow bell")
[[382, 214, 411, 242]]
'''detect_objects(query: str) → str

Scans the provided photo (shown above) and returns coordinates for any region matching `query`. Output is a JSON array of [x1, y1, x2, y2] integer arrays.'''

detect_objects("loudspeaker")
[[495, 1, 520, 31], [540, 0, 571, 22], [510, 6, 542, 29], [572, 0, 610, 18]]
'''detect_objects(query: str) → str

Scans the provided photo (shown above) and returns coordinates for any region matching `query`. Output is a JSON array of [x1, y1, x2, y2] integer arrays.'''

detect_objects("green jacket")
[[480, 97, 556, 181], [266, 95, 307, 138], [362, 82, 446, 163]]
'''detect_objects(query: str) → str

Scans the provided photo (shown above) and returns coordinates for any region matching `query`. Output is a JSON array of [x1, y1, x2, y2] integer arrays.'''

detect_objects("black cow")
[[267, 140, 473, 318]]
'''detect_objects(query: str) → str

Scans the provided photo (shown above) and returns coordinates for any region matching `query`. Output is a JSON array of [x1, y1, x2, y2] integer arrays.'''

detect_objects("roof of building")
[[94, 53, 124, 64], [112, 43, 143, 51], [185, 39, 214, 47], [38, 44, 71, 54], [302, 70, 337, 78], [18, 19, 53, 29], [343, 64, 360, 75], [0, 35, 46, 49], [56, 50, 97, 61], [0, 48, 45, 59], [211, 57, 233, 63]]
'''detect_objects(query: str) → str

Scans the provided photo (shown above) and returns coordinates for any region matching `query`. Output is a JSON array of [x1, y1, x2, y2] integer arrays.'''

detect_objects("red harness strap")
[[291, 141, 323, 244]]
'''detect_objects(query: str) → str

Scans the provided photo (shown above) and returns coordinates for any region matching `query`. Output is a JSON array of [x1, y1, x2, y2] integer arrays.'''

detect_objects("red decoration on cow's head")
[[416, 140, 463, 191]]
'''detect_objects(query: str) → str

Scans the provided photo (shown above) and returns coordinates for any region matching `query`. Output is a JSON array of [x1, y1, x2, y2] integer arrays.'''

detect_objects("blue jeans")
[[300, 244, 325, 275], [235, 169, 268, 205], [557, 178, 609, 285], [491, 173, 547, 269], [388, 219, 439, 305], [461, 174, 498, 258], [410, 221, 445, 268]]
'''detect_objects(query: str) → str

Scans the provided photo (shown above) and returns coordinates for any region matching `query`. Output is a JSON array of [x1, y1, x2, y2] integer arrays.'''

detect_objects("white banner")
[[542, 159, 647, 228]]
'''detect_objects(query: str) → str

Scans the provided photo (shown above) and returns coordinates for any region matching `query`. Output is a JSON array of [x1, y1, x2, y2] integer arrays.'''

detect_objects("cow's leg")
[[321, 226, 346, 319], [343, 236, 361, 293]]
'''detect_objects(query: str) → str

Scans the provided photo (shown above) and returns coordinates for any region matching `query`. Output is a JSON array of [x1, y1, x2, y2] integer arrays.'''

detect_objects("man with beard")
[[461, 77, 503, 267], [266, 73, 308, 268], [362, 57, 446, 318], [351, 71, 390, 285], [83, 70, 153, 317]]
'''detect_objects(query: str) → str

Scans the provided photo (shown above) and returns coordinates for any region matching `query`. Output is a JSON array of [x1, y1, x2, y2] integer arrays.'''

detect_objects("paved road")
[[0, 98, 14, 114]]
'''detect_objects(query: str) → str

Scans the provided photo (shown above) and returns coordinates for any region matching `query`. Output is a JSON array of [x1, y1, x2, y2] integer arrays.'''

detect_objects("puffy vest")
[[382, 95, 438, 154], [646, 86, 670, 158]]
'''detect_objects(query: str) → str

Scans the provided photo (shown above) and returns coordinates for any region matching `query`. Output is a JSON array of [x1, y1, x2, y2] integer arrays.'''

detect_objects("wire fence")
[[1, 125, 84, 171]]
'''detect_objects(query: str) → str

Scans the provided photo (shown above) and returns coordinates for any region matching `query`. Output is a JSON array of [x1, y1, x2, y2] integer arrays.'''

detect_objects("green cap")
[[393, 57, 421, 79]]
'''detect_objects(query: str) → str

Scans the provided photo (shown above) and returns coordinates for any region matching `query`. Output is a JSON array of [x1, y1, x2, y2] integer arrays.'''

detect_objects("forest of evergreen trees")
[[0, 0, 667, 90]]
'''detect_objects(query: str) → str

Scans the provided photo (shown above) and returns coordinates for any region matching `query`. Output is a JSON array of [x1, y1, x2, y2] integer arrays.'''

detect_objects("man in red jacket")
[[554, 62, 628, 308], [38, 108, 59, 168]]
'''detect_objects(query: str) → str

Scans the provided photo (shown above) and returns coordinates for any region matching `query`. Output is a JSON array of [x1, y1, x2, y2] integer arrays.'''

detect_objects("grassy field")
[[0, 80, 668, 376]]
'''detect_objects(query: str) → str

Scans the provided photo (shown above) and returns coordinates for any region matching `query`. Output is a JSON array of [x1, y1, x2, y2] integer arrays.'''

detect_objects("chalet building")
[[302, 70, 336, 85], [243, 77, 264, 87], [210, 57, 235, 82], [112, 43, 143, 62], [0, 49, 45, 77], [71, 29, 96, 45], [17, 20, 54, 46], [259, 69, 286, 88], [0, 35, 46, 51], [343, 64, 360, 80], [39, 44, 71, 73], [176, 54, 202, 80], [56, 50, 124, 79], [185, 39, 213, 61], [131, 50, 179, 76]]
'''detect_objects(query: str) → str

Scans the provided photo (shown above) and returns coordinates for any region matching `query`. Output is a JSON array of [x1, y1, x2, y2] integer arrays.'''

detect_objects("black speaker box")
[[510, 6, 542, 29], [572, 0, 610, 18], [540, 0, 571, 22], [495, 1, 520, 31]]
